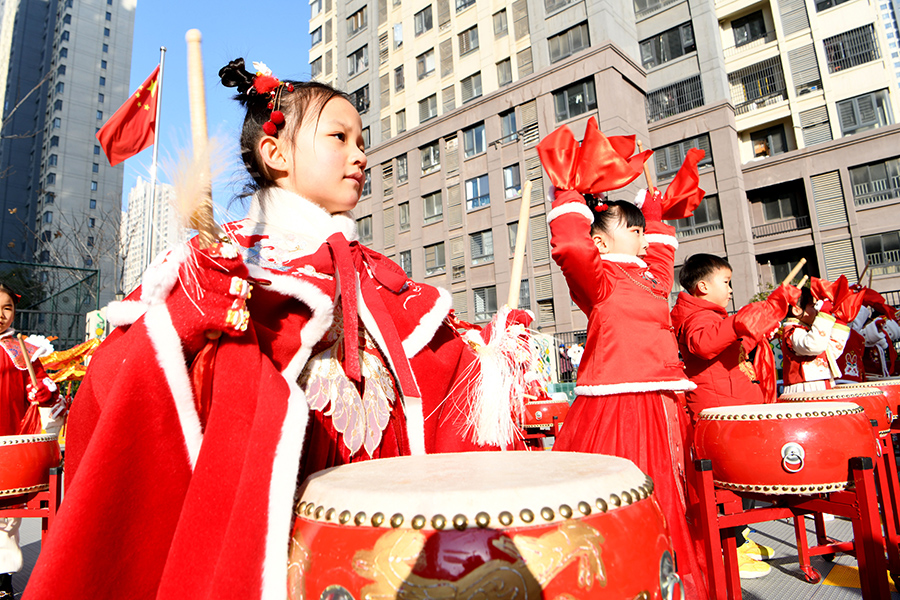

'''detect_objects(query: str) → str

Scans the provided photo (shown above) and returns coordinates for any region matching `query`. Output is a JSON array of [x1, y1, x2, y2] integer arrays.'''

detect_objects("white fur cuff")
[[547, 203, 593, 225], [645, 233, 678, 250]]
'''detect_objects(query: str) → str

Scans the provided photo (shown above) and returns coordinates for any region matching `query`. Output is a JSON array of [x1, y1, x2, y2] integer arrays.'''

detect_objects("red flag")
[[810, 275, 867, 323], [574, 117, 652, 194], [661, 148, 706, 220], [96, 65, 160, 166]]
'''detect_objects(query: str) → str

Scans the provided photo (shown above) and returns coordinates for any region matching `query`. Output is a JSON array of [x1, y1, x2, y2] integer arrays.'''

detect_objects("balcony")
[[723, 31, 777, 59], [853, 177, 900, 207], [752, 215, 811, 238], [867, 249, 900, 275]]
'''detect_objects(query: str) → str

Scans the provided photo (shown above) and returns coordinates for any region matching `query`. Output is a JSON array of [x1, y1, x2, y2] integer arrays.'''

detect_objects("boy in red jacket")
[[671, 254, 789, 579]]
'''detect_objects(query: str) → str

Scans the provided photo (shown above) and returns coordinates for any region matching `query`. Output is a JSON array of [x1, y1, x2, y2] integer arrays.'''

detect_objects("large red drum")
[[694, 402, 878, 494], [781, 387, 892, 437], [0, 434, 61, 502], [838, 378, 900, 421], [289, 452, 679, 599], [522, 395, 568, 431]]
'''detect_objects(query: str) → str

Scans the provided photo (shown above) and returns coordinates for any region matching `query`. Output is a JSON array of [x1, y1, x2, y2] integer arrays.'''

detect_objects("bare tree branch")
[[0, 71, 53, 136]]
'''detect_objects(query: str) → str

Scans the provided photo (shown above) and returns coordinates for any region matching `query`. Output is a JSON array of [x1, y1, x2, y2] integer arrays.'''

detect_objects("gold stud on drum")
[[305, 503, 314, 517], [520, 509, 535, 523], [622, 491, 633, 505], [540, 507, 555, 521], [390, 513, 404, 528], [498, 511, 513, 526], [559, 504, 573, 519], [475, 512, 491, 528], [432, 514, 447, 530], [578, 501, 591, 515], [452, 514, 467, 530], [596, 498, 608, 512], [354, 512, 367, 526], [325, 508, 336, 521], [315, 506, 325, 519], [610, 494, 622, 507], [371, 512, 384, 527], [339, 510, 351, 525], [411, 515, 426, 530]]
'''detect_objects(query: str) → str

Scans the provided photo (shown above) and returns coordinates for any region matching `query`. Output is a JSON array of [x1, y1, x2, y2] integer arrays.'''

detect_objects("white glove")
[[862, 320, 889, 349], [883, 318, 900, 342]]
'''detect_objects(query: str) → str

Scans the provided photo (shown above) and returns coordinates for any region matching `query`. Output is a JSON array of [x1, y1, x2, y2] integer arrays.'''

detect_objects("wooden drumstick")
[[636, 140, 654, 193], [858, 259, 870, 286], [796, 275, 808, 289], [780, 257, 807, 286], [506, 180, 532, 308], [185, 29, 216, 249], [17, 334, 38, 388]]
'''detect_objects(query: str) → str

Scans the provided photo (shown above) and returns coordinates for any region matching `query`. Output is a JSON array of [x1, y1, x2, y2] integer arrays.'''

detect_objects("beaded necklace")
[[613, 262, 668, 301]]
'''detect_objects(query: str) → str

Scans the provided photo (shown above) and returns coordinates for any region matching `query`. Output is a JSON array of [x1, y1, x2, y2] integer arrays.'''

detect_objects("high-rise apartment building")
[[0, 0, 135, 315], [120, 175, 182, 295], [310, 0, 900, 334]]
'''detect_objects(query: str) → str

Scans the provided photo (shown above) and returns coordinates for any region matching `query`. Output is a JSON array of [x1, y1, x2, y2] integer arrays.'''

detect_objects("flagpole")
[[144, 47, 166, 271]]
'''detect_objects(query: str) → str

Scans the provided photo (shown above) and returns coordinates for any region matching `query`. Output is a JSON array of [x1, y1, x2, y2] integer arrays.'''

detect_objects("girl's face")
[[0, 292, 15, 333], [592, 217, 648, 257], [280, 97, 367, 214]]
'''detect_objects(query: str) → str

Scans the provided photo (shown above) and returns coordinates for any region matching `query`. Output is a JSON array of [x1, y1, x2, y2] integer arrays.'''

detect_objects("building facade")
[[120, 175, 181, 295], [0, 0, 135, 311], [310, 0, 900, 334]]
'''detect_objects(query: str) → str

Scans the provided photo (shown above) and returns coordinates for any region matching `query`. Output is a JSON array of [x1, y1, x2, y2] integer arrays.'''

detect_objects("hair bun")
[[219, 58, 256, 96]]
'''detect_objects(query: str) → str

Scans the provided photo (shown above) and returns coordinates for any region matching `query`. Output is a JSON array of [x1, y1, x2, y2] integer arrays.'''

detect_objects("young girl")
[[0, 283, 58, 599], [28, 59, 527, 600], [781, 287, 847, 393], [546, 189, 707, 598]]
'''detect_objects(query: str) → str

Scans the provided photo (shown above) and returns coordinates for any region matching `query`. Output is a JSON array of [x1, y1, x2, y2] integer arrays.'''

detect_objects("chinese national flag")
[[96, 65, 160, 166]]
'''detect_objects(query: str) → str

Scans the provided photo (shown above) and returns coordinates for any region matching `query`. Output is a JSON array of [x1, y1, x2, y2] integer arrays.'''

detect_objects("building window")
[[863, 231, 900, 275], [494, 9, 508, 37], [425, 242, 446, 275], [361, 127, 370, 149], [99, 76, 106, 86], [670, 195, 722, 238], [93, 144, 100, 154], [104, 27, 110, 36], [311, 26, 323, 46], [456, 0, 476, 11], [54, 99, 63, 111], [63, 14, 72, 24], [508, 223, 519, 252], [394, 23, 403, 48], [553, 78, 598, 122], [57, 65, 66, 76], [362, 169, 371, 196], [394, 65, 405, 91], [499, 110, 518, 144], [416, 48, 435, 79], [415, 6, 433, 36], [357, 215, 373, 243], [751, 125, 787, 158], [92, 163, 99, 173], [89, 218, 96, 228], [46, 173, 56, 185], [470, 230, 494, 265], [101, 59, 106, 69], [61, 31, 69, 41], [53, 117, 62, 128], [98, 93, 104, 103], [348, 46, 368, 77], [517, 279, 531, 310], [311, 0, 322, 17], [396, 109, 406, 133], [546, 0, 575, 11], [548, 22, 590, 64], [41, 231, 52, 242], [399, 202, 410, 230], [50, 136, 59, 147], [824, 25, 880, 73], [90, 199, 97, 209], [60, 48, 68, 58], [48, 154, 58, 166], [418, 94, 438, 123], [397, 154, 408, 183], [850, 157, 900, 206], [87, 236, 95, 247], [816, 0, 852, 11], [497, 58, 512, 86], [459, 26, 479, 56], [760, 191, 802, 223], [640, 23, 695, 69], [91, 181, 98, 191], [349, 85, 369, 114], [423, 191, 443, 224], [102, 43, 109, 53], [105, 11, 112, 20], [646, 76, 704, 123], [399, 250, 412, 276], [837, 90, 892, 136], [654, 134, 712, 179], [465, 174, 490, 210], [347, 7, 367, 36], [421, 141, 440, 174], [96, 110, 103, 120], [311, 57, 323, 79], [473, 285, 497, 321], [732, 11, 766, 47], [463, 122, 486, 158], [503, 164, 522, 199], [461, 72, 482, 103], [43, 211, 53, 223], [55, 82, 64, 94]]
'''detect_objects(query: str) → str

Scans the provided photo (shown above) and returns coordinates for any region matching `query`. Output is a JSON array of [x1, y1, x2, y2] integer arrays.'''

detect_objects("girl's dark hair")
[[584, 195, 645, 237], [0, 283, 20, 305], [798, 286, 814, 310], [218, 58, 350, 192], [679, 254, 732, 292]]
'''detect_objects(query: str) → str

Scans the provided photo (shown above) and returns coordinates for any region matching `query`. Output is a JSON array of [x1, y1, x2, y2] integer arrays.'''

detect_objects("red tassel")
[[189, 337, 221, 432], [17, 403, 42, 435]]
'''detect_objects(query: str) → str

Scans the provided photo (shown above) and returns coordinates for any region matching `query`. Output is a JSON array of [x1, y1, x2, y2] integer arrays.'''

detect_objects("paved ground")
[[11, 510, 900, 598]]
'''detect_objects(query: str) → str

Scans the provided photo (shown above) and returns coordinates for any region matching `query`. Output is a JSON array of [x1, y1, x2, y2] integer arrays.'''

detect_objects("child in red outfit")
[[781, 287, 846, 394], [0, 283, 59, 599], [547, 189, 707, 599]]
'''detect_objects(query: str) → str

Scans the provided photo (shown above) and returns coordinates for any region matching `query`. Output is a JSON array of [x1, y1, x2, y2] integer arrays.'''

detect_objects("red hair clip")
[[593, 203, 608, 213], [253, 61, 294, 137]]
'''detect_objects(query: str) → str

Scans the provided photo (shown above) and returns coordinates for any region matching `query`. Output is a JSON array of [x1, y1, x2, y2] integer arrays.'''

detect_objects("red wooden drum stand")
[[289, 452, 680, 599], [781, 387, 900, 588], [0, 434, 64, 544]]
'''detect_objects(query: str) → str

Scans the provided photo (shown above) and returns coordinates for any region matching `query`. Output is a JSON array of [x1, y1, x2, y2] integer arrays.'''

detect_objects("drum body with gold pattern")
[[782, 387, 892, 437], [694, 402, 878, 494], [0, 434, 61, 503], [838, 378, 900, 426], [289, 452, 679, 599]]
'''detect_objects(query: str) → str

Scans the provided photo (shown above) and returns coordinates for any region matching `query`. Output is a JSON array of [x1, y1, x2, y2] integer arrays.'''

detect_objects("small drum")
[[781, 387, 893, 437], [289, 452, 680, 600], [694, 402, 878, 494], [522, 394, 568, 431], [0, 434, 61, 501], [839, 378, 900, 421]]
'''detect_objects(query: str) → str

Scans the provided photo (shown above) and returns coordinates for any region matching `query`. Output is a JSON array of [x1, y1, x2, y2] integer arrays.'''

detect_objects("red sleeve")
[[548, 194, 610, 314], [679, 310, 741, 360], [643, 220, 678, 293]]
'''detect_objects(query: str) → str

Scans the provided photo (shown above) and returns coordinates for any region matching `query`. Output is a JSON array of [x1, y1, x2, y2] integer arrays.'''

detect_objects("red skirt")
[[554, 391, 708, 600]]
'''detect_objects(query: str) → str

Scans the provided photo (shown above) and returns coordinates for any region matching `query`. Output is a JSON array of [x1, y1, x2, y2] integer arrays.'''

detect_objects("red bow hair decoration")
[[252, 61, 294, 137], [536, 117, 653, 195]]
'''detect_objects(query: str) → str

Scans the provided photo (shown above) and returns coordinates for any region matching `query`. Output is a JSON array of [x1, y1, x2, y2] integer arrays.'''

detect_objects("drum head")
[[297, 452, 651, 530], [699, 401, 864, 420], [780, 388, 886, 402]]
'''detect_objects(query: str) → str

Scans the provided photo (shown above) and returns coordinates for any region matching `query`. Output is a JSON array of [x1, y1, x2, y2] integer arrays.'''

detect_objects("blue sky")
[[121, 0, 313, 221]]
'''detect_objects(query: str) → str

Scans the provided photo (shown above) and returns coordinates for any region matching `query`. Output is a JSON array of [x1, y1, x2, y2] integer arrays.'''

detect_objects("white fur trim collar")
[[243, 187, 357, 246], [600, 254, 648, 268], [575, 379, 697, 396]]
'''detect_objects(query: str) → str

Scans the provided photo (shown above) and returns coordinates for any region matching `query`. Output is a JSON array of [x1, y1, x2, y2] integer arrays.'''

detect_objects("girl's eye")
[[333, 132, 345, 141]]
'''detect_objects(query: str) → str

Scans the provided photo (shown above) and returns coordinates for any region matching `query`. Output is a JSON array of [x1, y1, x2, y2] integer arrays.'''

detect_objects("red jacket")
[[548, 194, 693, 396], [670, 292, 764, 422]]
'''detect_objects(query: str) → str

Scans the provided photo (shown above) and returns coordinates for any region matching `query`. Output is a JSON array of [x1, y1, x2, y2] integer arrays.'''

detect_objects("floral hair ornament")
[[252, 61, 294, 137]]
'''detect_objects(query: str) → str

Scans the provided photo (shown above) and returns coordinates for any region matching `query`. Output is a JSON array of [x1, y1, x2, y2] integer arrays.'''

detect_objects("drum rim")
[[698, 401, 864, 420], [0, 483, 49, 497], [780, 388, 887, 400], [714, 480, 849, 495], [0, 433, 60, 445]]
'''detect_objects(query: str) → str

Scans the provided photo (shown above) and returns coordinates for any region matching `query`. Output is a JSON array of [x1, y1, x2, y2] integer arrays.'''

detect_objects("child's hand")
[[734, 285, 800, 341], [635, 188, 663, 221], [26, 377, 57, 407], [165, 242, 252, 355]]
